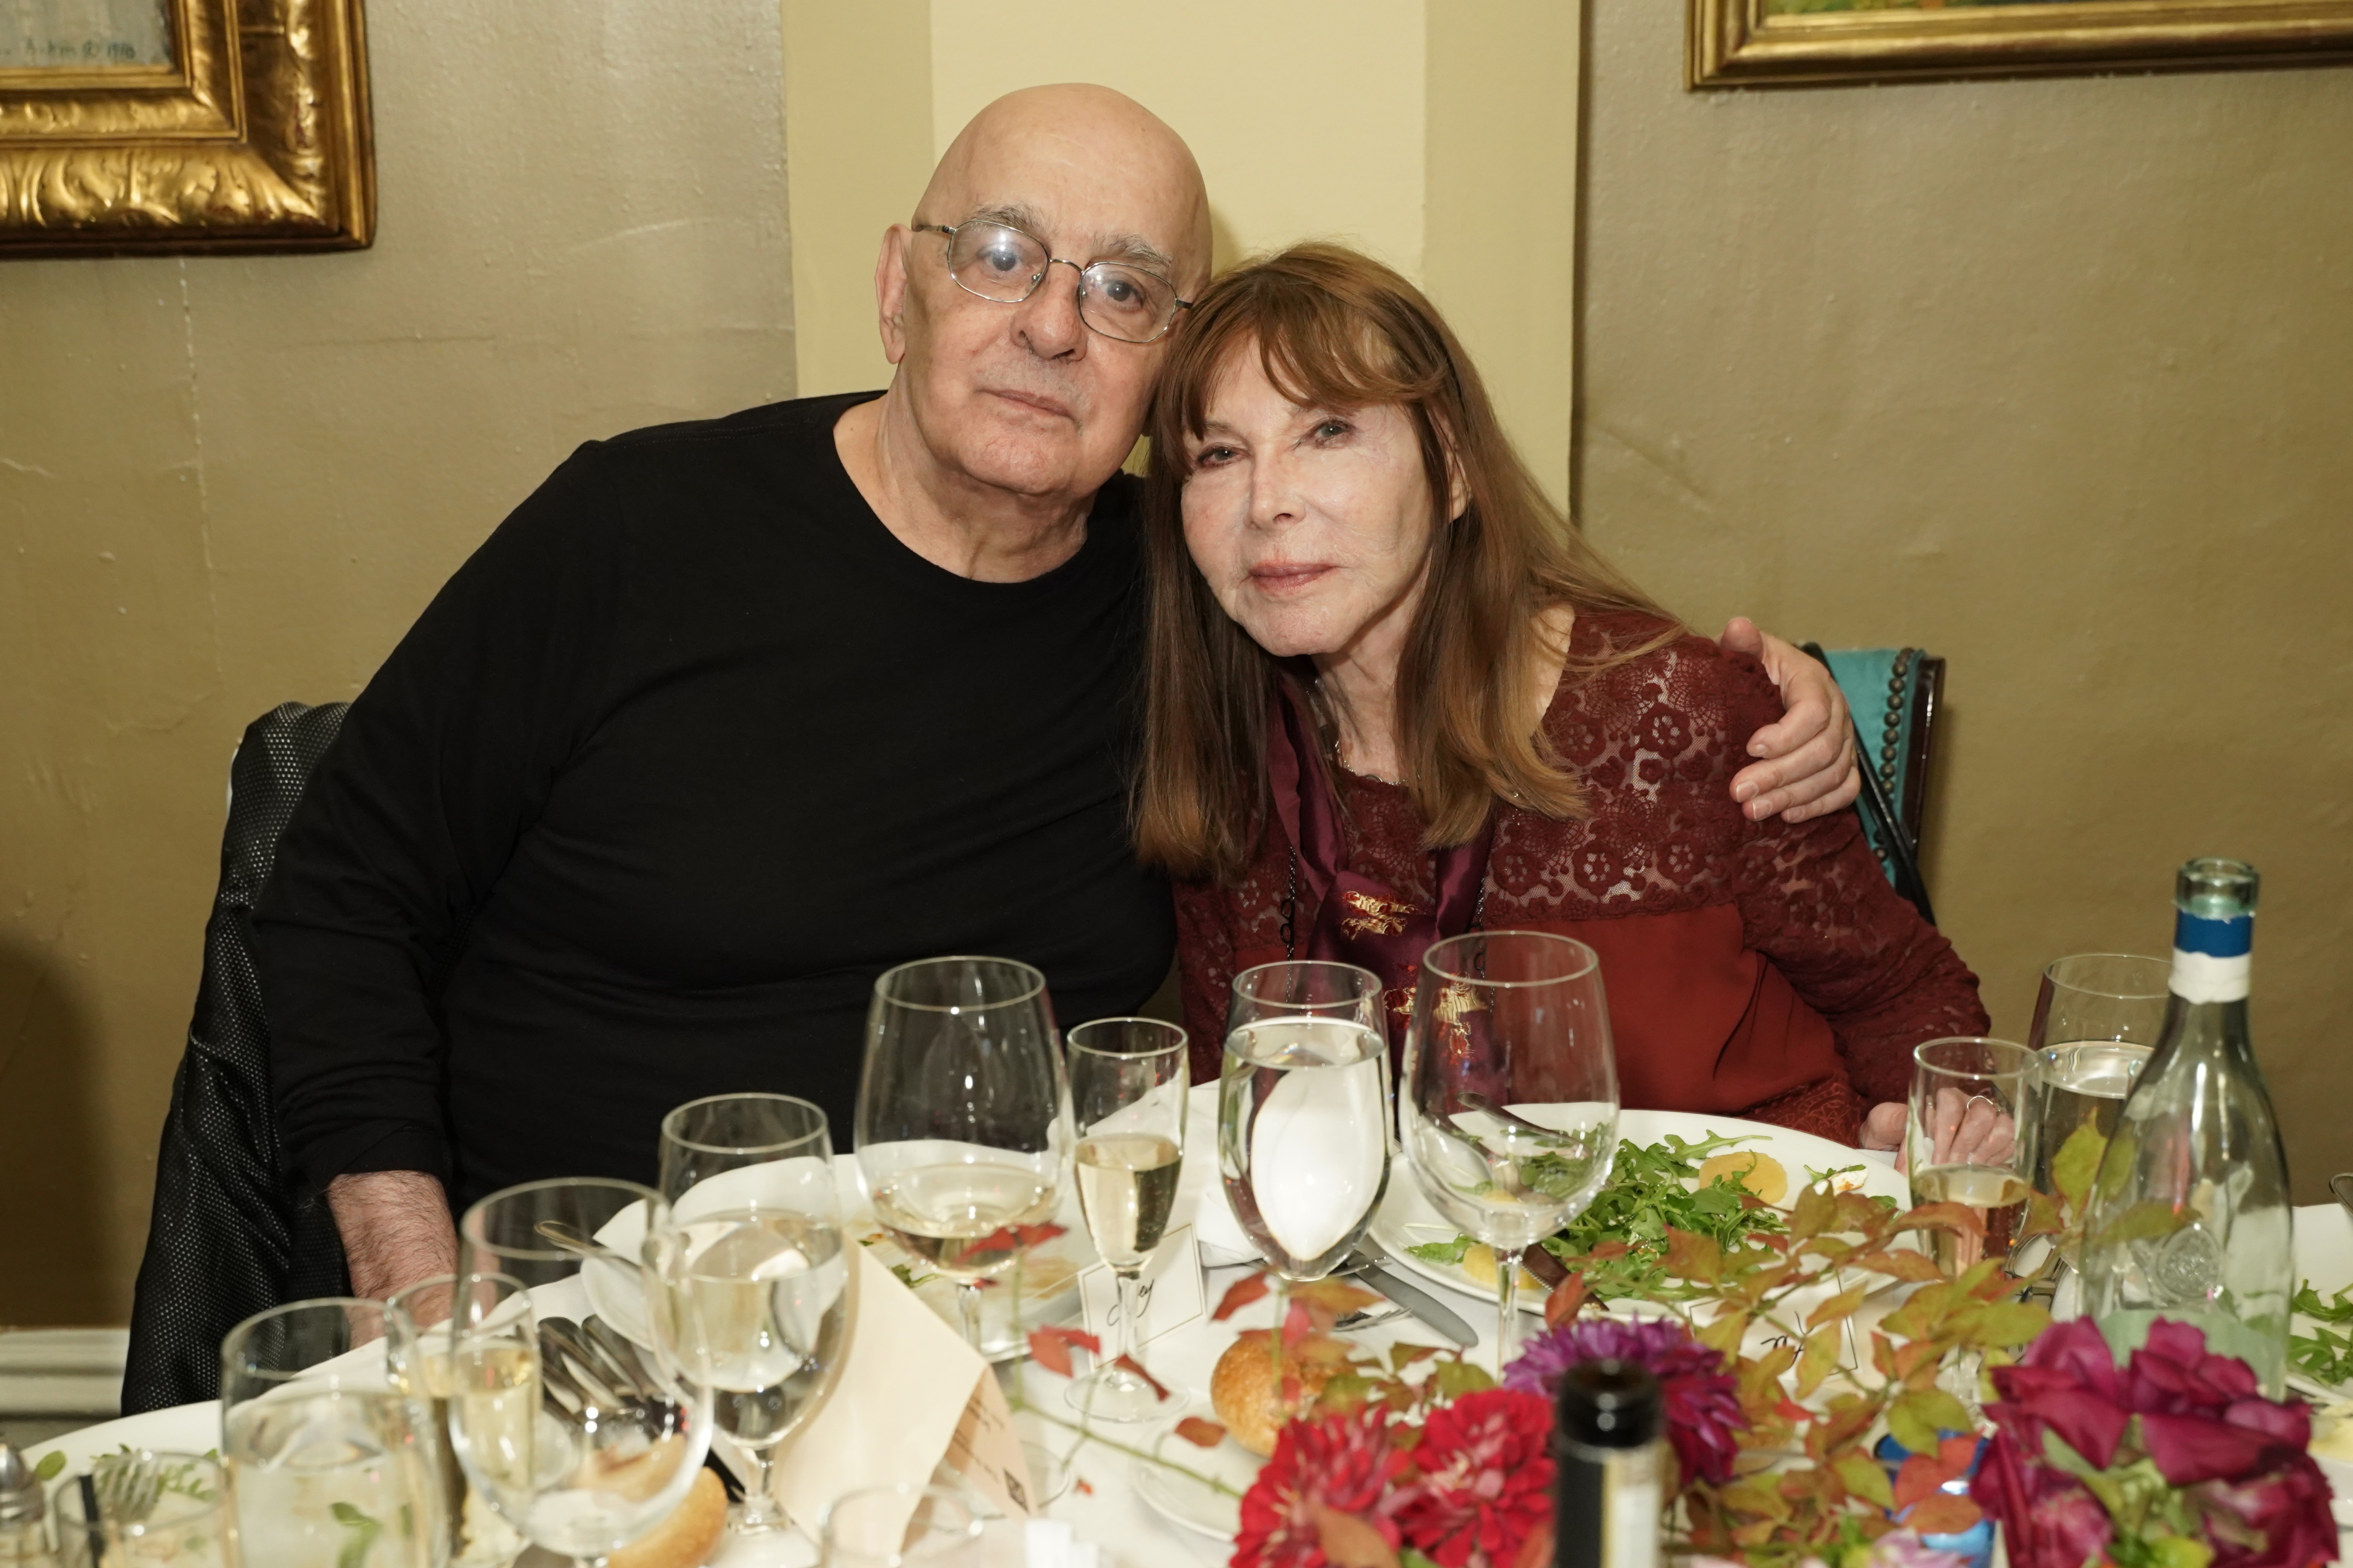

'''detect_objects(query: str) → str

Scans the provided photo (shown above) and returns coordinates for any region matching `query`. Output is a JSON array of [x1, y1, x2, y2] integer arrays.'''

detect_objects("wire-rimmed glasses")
[[912, 218, 1191, 343]]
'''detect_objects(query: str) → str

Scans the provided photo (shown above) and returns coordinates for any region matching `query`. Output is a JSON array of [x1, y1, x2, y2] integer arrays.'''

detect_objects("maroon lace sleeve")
[[1724, 715, 1989, 1110]]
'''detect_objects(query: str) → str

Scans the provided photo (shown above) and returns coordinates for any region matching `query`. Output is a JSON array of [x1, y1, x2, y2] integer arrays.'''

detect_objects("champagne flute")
[[1061, 1017, 1188, 1422], [651, 1093, 856, 1537], [1219, 961, 1390, 1284], [219, 1298, 447, 1568], [1401, 931, 1618, 1363], [855, 956, 1073, 1349], [2026, 954, 2168, 1198], [1905, 1037, 2040, 1275], [451, 1181, 713, 1568], [385, 1274, 531, 1568]]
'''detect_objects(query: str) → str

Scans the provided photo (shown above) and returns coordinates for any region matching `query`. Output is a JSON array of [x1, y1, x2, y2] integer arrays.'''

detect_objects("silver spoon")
[[532, 1218, 643, 1272]]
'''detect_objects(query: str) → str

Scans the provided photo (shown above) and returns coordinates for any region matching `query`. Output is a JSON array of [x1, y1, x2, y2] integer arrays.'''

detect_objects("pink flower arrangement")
[[1396, 1390, 1557, 1568], [1971, 1317, 2338, 1568], [1501, 1314, 1744, 1486]]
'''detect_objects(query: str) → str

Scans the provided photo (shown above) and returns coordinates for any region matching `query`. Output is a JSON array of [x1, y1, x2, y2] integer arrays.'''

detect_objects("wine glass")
[[650, 1093, 856, 1536], [855, 956, 1073, 1349], [384, 1273, 531, 1568], [1061, 1017, 1188, 1422], [2026, 954, 2168, 1199], [1218, 960, 1391, 1284], [1905, 1038, 2040, 1276], [218, 1298, 447, 1568], [451, 1181, 713, 1568], [1401, 931, 1619, 1363], [819, 1484, 990, 1568]]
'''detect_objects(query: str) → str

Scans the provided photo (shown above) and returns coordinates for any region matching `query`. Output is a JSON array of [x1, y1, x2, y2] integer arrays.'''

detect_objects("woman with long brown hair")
[[1136, 243, 1984, 1147]]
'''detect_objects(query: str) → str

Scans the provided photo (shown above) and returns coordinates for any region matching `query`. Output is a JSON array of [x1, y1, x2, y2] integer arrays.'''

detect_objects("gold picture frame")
[[1, 0, 372, 256], [1690, 0, 2353, 89]]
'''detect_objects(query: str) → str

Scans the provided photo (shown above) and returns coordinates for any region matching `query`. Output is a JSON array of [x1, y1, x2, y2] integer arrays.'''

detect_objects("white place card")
[[1075, 1225, 1204, 1350]]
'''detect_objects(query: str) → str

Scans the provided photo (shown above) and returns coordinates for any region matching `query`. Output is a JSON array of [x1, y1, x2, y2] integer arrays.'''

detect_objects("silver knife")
[[1343, 1241, 1478, 1348]]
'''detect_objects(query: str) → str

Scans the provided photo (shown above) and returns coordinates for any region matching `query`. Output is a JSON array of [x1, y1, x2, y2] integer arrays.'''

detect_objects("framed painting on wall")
[[1690, 0, 2353, 88], [1, 0, 372, 256]]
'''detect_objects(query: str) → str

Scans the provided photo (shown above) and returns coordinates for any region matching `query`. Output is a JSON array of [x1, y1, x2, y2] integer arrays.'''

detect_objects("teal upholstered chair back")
[[1803, 646, 1945, 923]]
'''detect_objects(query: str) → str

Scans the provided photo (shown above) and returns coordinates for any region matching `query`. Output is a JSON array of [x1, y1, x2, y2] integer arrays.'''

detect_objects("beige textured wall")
[[0, 0, 794, 1326], [1578, 5, 2353, 1200]]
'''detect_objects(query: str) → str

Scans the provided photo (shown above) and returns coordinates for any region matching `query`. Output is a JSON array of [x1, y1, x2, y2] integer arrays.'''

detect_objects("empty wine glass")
[[451, 1183, 712, 1568], [219, 1298, 446, 1568], [651, 1093, 855, 1537], [1219, 960, 1390, 1284], [819, 1484, 989, 1568], [1401, 931, 1619, 1363], [855, 956, 1073, 1349], [1061, 1017, 1187, 1422]]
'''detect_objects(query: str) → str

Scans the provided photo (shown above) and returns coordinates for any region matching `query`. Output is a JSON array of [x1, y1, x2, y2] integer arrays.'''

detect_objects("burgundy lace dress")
[[1172, 612, 1989, 1146]]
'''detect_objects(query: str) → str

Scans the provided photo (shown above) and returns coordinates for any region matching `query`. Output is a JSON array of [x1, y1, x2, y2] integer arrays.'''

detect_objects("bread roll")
[[1210, 1332, 1337, 1457], [608, 1468, 728, 1568]]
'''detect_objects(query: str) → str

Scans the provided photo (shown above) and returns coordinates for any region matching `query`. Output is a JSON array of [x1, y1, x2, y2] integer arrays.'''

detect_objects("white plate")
[[26, 1401, 221, 1477], [1371, 1109, 1906, 1315], [1129, 1420, 1262, 1541]]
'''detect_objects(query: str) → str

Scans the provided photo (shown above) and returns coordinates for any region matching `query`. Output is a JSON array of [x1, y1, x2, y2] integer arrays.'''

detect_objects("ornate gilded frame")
[[1690, 0, 2353, 88], [0, 0, 372, 256]]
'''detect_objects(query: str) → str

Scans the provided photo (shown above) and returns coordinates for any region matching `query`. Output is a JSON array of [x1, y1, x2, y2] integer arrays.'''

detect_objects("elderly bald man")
[[256, 85, 1859, 1301]]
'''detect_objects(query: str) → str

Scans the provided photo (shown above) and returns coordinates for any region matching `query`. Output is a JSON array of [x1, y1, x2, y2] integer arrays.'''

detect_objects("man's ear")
[[875, 224, 913, 367]]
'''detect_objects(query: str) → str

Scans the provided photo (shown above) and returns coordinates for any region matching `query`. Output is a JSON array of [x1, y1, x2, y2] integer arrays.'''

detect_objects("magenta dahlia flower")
[[1502, 1314, 1743, 1486]]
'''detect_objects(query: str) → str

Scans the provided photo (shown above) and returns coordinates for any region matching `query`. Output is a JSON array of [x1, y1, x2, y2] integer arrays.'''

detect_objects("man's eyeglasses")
[[913, 218, 1191, 345]]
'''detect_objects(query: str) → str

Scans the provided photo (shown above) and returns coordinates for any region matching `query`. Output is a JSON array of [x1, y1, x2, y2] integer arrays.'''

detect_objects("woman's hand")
[[1861, 1102, 1906, 1152], [1718, 618, 1860, 824]]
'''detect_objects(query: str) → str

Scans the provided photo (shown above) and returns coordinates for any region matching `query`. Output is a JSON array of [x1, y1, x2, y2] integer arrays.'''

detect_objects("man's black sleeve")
[[255, 447, 629, 1195]]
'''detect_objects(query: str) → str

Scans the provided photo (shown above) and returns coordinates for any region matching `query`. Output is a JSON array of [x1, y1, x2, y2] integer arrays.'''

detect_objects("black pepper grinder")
[[1552, 1360, 1666, 1568]]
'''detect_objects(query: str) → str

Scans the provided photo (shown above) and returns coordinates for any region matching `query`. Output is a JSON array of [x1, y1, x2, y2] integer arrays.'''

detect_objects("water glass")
[[218, 1298, 446, 1568], [384, 1274, 531, 1568], [1401, 931, 1618, 1363], [2026, 954, 2167, 1198], [1905, 1037, 2040, 1276], [855, 956, 1072, 1349], [819, 1484, 989, 1568], [50, 1452, 227, 1568], [653, 1093, 855, 1536], [1218, 960, 1390, 1283], [1061, 1017, 1187, 1422]]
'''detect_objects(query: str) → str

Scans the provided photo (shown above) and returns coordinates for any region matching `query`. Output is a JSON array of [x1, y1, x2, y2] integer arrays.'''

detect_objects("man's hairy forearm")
[[327, 1170, 457, 1303]]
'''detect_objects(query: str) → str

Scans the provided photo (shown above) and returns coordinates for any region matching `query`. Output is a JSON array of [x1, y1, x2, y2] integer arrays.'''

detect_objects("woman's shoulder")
[[1545, 610, 1782, 791]]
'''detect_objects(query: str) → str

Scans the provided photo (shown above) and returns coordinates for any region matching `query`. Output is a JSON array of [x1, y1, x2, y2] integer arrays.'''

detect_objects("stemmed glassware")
[[855, 956, 1073, 1350], [1218, 961, 1391, 1286], [1905, 1038, 2041, 1276], [218, 1298, 446, 1568], [384, 1274, 531, 1568], [446, 1179, 713, 1568], [1061, 1017, 1188, 1422], [648, 1093, 856, 1537], [2025, 954, 2168, 1201], [1400, 931, 1619, 1363]]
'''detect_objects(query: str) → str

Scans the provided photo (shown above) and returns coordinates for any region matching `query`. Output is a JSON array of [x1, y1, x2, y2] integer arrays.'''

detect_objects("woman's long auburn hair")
[[1133, 243, 1679, 885]]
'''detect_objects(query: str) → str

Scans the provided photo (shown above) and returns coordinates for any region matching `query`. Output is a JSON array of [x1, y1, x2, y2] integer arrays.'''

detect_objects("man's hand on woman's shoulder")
[[1717, 618, 1860, 825]]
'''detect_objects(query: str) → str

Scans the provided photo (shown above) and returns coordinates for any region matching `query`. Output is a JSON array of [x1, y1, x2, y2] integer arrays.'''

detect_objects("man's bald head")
[[920, 84, 1211, 293], [869, 84, 1213, 515]]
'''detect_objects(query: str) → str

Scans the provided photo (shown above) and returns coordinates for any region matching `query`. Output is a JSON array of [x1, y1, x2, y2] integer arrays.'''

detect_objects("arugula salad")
[[1406, 1130, 1794, 1303], [2291, 1278, 2353, 1389]]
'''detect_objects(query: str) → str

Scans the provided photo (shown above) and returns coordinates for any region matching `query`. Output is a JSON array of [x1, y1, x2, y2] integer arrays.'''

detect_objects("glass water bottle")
[[2078, 858, 2293, 1395]]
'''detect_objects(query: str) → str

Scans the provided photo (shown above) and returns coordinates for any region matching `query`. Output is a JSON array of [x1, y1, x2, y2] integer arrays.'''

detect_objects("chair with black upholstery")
[[121, 702, 352, 1414], [1802, 646, 1946, 927]]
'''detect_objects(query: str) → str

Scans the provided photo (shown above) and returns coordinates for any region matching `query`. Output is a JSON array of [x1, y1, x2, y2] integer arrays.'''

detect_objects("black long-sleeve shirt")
[[256, 392, 1173, 1210]]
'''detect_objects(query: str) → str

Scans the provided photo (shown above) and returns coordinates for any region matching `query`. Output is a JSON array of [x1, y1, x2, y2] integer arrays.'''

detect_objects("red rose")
[[1970, 1426, 2114, 1568], [1233, 1407, 1412, 1568], [1394, 1389, 1556, 1568]]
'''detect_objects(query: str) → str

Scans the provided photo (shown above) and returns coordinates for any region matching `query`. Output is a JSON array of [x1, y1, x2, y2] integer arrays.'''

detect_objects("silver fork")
[[91, 1452, 163, 1525]]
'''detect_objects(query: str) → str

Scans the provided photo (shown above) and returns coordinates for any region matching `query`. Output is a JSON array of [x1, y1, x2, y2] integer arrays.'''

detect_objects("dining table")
[[28, 1083, 2353, 1568]]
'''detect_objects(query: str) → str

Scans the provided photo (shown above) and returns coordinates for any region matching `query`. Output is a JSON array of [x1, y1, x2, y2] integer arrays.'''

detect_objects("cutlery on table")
[[1340, 1239, 1478, 1348]]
